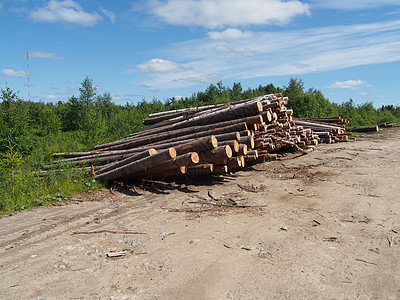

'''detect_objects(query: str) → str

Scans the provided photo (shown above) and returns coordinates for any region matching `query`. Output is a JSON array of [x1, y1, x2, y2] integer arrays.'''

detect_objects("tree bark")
[[138, 152, 199, 178], [350, 125, 379, 132], [198, 145, 232, 165], [95, 148, 176, 182], [186, 164, 214, 175], [218, 140, 239, 153]]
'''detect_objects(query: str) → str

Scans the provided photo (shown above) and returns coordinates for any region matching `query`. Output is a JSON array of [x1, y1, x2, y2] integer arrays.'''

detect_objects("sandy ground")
[[0, 128, 399, 300]]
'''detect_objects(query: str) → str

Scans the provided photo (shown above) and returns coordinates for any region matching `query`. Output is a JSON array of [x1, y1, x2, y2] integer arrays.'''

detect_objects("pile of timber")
[[293, 116, 352, 143], [47, 94, 344, 181]]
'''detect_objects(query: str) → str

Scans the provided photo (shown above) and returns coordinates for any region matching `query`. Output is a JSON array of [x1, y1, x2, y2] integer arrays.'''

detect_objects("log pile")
[[293, 116, 352, 143], [47, 94, 353, 181]]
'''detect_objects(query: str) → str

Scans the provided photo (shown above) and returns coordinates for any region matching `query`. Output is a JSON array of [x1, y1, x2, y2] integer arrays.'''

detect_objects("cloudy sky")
[[1, 0, 400, 106]]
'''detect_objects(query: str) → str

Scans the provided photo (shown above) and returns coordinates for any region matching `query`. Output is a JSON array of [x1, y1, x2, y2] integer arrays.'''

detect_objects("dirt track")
[[1, 128, 399, 300]]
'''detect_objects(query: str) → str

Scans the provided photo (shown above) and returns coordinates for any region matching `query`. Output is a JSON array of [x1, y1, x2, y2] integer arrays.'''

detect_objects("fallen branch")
[[355, 258, 377, 265]]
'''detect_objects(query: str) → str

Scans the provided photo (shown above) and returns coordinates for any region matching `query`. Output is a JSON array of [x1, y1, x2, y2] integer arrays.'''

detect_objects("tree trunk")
[[198, 145, 232, 165], [95, 148, 176, 182], [350, 125, 379, 132], [138, 152, 199, 178], [186, 164, 214, 175], [95, 149, 157, 175]]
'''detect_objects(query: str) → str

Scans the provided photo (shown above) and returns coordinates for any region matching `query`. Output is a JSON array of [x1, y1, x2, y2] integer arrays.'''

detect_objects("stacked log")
[[47, 94, 354, 181], [293, 117, 352, 143]]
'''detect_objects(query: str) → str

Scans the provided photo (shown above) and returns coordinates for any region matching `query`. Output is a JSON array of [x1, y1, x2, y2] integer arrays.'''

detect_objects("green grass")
[[0, 161, 105, 216]]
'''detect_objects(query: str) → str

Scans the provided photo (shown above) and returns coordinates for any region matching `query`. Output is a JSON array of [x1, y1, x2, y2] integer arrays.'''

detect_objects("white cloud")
[[46, 94, 57, 100], [30, 0, 101, 26], [136, 19, 400, 90], [359, 92, 368, 95], [311, 0, 400, 10], [137, 58, 185, 73], [208, 28, 253, 40], [2, 68, 27, 77], [327, 80, 367, 89], [29, 51, 66, 60], [150, 0, 310, 28], [100, 7, 115, 23], [215, 45, 256, 56]]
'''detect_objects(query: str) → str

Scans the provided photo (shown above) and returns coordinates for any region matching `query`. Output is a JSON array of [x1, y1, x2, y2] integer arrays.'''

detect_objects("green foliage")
[[0, 87, 34, 154], [0, 77, 399, 215]]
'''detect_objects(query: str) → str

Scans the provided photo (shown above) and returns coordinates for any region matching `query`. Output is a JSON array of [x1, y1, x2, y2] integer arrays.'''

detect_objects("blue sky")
[[1, 0, 400, 107]]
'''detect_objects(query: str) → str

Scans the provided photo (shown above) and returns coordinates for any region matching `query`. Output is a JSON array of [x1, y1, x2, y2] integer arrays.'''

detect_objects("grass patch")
[[0, 164, 105, 216]]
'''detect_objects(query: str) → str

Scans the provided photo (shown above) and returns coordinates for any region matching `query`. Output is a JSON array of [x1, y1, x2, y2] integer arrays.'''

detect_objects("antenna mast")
[[27, 51, 30, 102]]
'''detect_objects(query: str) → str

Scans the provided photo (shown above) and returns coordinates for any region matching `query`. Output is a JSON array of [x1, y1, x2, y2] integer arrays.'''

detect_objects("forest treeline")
[[1, 77, 399, 213]]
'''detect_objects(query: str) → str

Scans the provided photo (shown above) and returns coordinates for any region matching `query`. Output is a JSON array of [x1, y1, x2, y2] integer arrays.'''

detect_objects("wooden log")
[[129, 112, 267, 142], [213, 165, 228, 174], [232, 144, 247, 156], [95, 149, 157, 175], [293, 120, 343, 133], [96, 136, 216, 176], [53, 148, 157, 164], [227, 157, 242, 169], [99, 121, 246, 151], [240, 135, 255, 149], [198, 145, 232, 165], [239, 155, 245, 168], [219, 140, 239, 153], [105, 135, 218, 157], [243, 154, 258, 163], [261, 111, 272, 123], [53, 151, 99, 159], [244, 114, 264, 125], [247, 150, 258, 158], [95, 148, 176, 182], [52, 148, 157, 168], [136, 101, 263, 137], [214, 131, 240, 142], [143, 104, 227, 125], [149, 122, 247, 147], [350, 125, 379, 132], [139, 152, 199, 178], [173, 135, 218, 155], [186, 164, 214, 175]]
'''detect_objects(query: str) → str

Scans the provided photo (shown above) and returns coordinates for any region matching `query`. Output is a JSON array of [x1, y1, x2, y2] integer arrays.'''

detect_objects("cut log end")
[[256, 101, 263, 112], [233, 140, 239, 152], [149, 148, 157, 156], [210, 135, 218, 148], [169, 147, 177, 159], [191, 152, 200, 164], [243, 144, 248, 156], [225, 145, 233, 158]]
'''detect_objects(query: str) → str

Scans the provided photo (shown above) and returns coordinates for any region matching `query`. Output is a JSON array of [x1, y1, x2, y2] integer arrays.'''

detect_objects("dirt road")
[[1, 128, 399, 300]]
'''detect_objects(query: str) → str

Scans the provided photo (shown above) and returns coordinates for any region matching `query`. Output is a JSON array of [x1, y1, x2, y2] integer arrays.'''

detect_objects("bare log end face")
[[210, 135, 218, 148], [233, 140, 239, 152], [191, 152, 200, 164], [235, 132, 241, 141], [169, 147, 177, 159], [149, 148, 157, 156], [256, 101, 263, 112], [225, 145, 233, 158]]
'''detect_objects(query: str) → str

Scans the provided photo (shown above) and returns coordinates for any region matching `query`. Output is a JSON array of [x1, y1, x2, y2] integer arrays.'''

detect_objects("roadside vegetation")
[[1, 77, 399, 214]]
